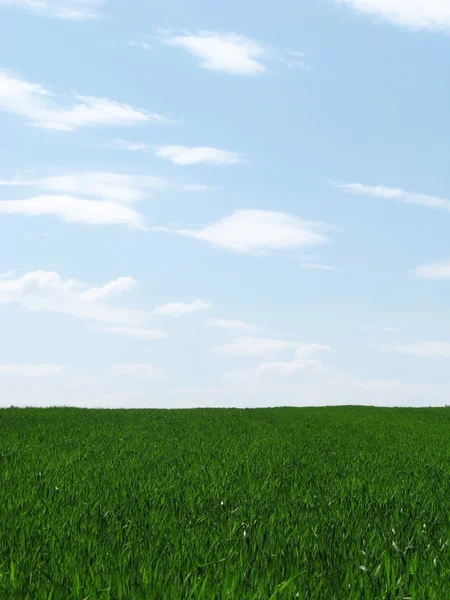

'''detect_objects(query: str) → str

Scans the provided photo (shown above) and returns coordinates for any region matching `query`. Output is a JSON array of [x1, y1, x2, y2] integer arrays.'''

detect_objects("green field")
[[2, 406, 450, 599]]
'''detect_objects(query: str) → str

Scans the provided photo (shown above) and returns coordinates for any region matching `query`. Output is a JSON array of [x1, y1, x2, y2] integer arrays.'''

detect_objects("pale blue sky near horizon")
[[1, 0, 450, 407]]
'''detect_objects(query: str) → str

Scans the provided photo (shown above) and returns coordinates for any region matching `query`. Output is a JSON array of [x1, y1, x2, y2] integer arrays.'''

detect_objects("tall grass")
[[1, 406, 450, 598]]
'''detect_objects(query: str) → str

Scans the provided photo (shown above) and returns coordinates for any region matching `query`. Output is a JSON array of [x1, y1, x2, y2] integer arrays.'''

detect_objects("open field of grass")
[[2, 406, 450, 599]]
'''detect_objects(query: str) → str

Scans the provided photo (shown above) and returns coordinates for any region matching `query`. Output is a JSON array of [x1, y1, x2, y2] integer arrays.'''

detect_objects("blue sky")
[[1, 0, 450, 407]]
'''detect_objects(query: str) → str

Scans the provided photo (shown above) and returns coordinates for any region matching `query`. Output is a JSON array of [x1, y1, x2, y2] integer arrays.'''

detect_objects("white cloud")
[[0, 270, 146, 326], [110, 139, 153, 152], [333, 0, 450, 32], [372, 342, 450, 358], [168, 378, 449, 409], [0, 172, 167, 203], [182, 184, 210, 192], [0, 364, 68, 377], [128, 40, 151, 50], [0, 170, 212, 229], [96, 325, 169, 339], [0, 195, 146, 229], [160, 31, 267, 75], [215, 336, 306, 357], [279, 50, 308, 70], [156, 145, 246, 166], [257, 357, 329, 377], [159, 30, 306, 75], [111, 139, 242, 170], [223, 344, 332, 380], [175, 210, 328, 255], [333, 182, 450, 213], [152, 299, 212, 318], [414, 260, 450, 280], [0, 269, 15, 279], [204, 317, 261, 332], [0, 0, 104, 19], [108, 364, 165, 378], [0, 70, 168, 131], [362, 325, 399, 333], [299, 262, 338, 271], [254, 345, 332, 377]]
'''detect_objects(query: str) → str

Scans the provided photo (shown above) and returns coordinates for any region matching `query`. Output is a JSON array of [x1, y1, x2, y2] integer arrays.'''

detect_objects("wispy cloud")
[[108, 140, 244, 168], [160, 31, 267, 75], [0, 172, 167, 203], [94, 326, 169, 339], [0, 171, 175, 229], [0, 364, 68, 376], [333, 0, 450, 33], [152, 299, 212, 318], [222, 344, 332, 381], [0, 0, 104, 20], [156, 145, 246, 166], [181, 184, 210, 192], [175, 210, 329, 255], [298, 262, 338, 271], [128, 40, 151, 51], [333, 182, 450, 213], [0, 70, 169, 131], [414, 260, 450, 280], [257, 345, 332, 377], [215, 336, 305, 357], [204, 317, 261, 332], [0, 195, 146, 229], [107, 364, 165, 378], [362, 326, 400, 333], [0, 269, 15, 279], [110, 139, 153, 152], [0, 270, 146, 326], [159, 30, 307, 75], [372, 342, 450, 358]]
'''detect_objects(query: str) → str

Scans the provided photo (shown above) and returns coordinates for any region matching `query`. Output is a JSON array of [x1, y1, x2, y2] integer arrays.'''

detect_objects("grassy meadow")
[[2, 406, 450, 599]]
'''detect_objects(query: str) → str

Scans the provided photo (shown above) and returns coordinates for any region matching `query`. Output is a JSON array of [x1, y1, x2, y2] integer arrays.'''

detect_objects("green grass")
[[2, 406, 450, 599]]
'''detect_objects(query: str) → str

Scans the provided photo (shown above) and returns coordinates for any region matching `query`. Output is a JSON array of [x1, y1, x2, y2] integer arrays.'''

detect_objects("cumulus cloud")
[[372, 342, 450, 358], [414, 260, 450, 280], [0, 270, 146, 326], [0, 364, 68, 377], [0, 70, 168, 131], [156, 145, 246, 166], [0, 0, 104, 19], [333, 0, 450, 32], [108, 364, 165, 378], [159, 30, 306, 75], [152, 299, 212, 317], [175, 210, 328, 255], [204, 317, 261, 332], [333, 182, 450, 213]]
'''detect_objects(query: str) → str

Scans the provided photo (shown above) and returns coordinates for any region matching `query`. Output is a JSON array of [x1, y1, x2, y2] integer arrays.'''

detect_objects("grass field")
[[2, 406, 450, 599]]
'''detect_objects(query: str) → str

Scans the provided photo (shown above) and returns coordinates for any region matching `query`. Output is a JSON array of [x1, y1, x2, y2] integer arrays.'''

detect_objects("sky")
[[1, 0, 450, 408]]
